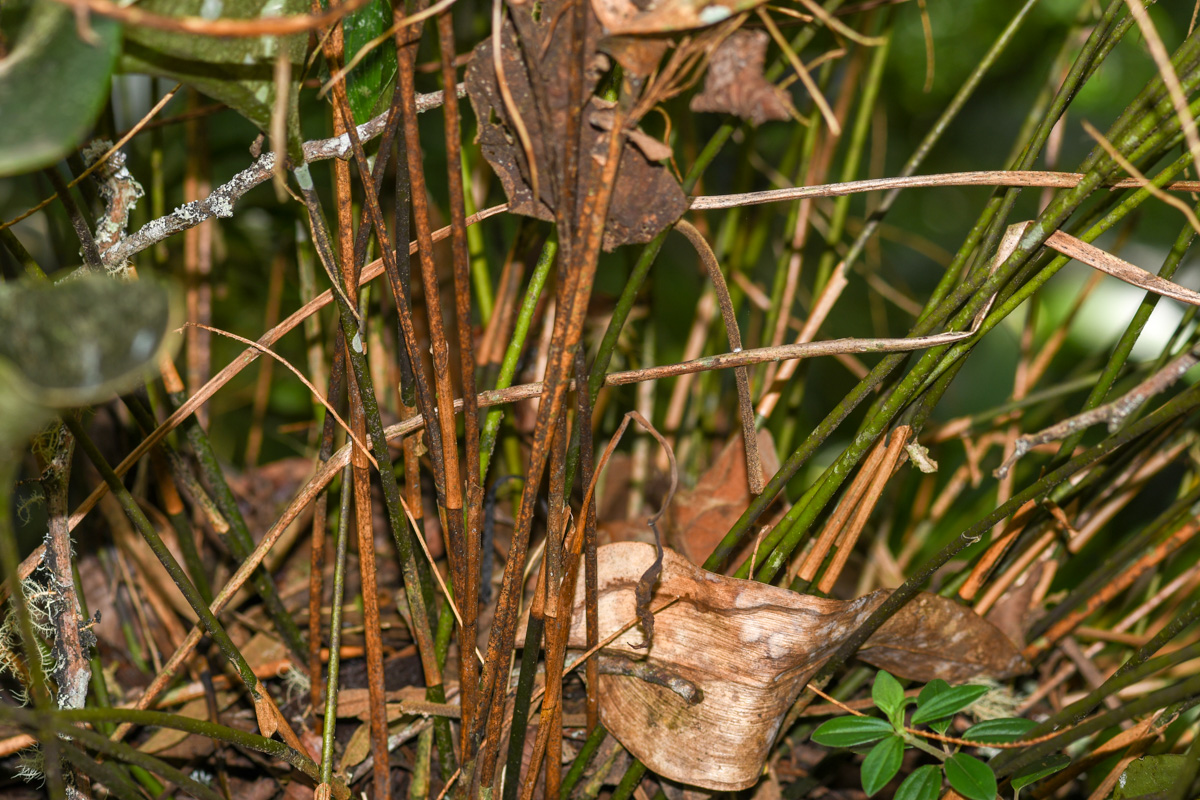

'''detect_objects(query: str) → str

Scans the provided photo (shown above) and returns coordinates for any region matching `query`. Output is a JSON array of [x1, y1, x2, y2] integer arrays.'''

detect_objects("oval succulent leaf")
[[811, 716, 895, 748], [912, 685, 990, 725], [0, 1, 121, 176], [861, 735, 904, 797]]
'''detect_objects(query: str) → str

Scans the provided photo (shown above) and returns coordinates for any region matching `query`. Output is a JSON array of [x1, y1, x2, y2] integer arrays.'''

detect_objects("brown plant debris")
[[465, 6, 686, 251], [566, 543, 1029, 791], [690, 30, 790, 126], [666, 429, 785, 566], [591, 0, 764, 35]]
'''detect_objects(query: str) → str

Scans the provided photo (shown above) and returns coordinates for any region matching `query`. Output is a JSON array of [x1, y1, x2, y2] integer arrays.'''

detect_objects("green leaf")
[[963, 718, 1036, 744], [911, 685, 990, 725], [120, 0, 307, 158], [0, 1, 121, 176], [872, 670, 906, 723], [811, 716, 895, 748], [894, 764, 942, 800], [917, 679, 950, 707], [1112, 755, 1187, 799], [945, 753, 997, 800], [1011, 754, 1069, 793], [929, 717, 953, 735], [0, 275, 178, 444], [861, 735, 904, 797], [342, 0, 397, 124]]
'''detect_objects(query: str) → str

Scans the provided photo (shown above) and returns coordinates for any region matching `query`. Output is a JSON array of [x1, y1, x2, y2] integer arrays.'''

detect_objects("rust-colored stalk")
[[576, 347, 600, 733], [474, 87, 633, 792], [321, 11, 392, 796], [437, 8, 484, 742]]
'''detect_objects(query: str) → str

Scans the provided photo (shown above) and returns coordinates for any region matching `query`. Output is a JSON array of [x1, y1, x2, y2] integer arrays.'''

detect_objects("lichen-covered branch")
[[99, 86, 458, 271]]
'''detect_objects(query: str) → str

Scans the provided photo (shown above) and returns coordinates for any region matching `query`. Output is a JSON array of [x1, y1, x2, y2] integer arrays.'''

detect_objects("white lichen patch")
[[209, 194, 235, 218]]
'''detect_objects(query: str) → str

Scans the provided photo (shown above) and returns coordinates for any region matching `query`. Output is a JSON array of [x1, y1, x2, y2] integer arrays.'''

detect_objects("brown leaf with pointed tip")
[[564, 543, 1029, 791], [690, 30, 791, 126], [464, 5, 686, 250], [666, 429, 784, 565]]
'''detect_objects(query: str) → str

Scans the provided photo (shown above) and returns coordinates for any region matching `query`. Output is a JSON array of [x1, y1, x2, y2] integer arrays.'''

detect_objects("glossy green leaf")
[[894, 764, 942, 800], [1112, 755, 1186, 799], [912, 685, 990, 725], [917, 679, 950, 707], [861, 735, 904, 797], [120, 0, 306, 158], [342, 0, 396, 124], [811, 716, 895, 748], [963, 718, 1036, 744], [0, 1, 121, 176], [945, 753, 997, 800], [1011, 754, 1070, 793], [872, 670, 906, 722]]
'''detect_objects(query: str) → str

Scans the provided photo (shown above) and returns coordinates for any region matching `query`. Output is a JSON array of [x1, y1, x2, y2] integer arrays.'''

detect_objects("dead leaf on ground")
[[666, 429, 785, 566], [564, 543, 1029, 790], [984, 561, 1047, 650], [465, 2, 686, 250], [690, 30, 791, 126]]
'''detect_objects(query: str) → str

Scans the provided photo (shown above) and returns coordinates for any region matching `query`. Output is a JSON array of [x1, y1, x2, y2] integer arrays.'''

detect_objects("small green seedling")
[[811, 671, 1069, 800]]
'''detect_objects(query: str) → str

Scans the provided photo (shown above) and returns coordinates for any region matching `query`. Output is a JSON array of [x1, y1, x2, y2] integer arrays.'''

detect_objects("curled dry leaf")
[[564, 543, 1029, 790], [690, 30, 791, 126], [464, 2, 686, 250]]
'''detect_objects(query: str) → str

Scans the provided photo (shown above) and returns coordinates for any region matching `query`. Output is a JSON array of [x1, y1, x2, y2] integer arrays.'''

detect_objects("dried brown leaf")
[[666, 429, 784, 565], [464, 6, 686, 250], [690, 30, 790, 126], [564, 543, 1029, 790]]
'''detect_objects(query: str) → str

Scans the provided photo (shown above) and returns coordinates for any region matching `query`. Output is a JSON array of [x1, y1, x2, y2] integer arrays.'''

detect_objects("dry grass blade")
[[183, 322, 376, 469], [1082, 118, 1200, 234], [757, 7, 841, 135]]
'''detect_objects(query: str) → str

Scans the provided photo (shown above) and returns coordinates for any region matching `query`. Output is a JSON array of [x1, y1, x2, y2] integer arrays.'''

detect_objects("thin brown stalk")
[[475, 84, 632, 794], [575, 347, 600, 734], [798, 434, 886, 583], [674, 219, 762, 494], [309, 340, 346, 716], [996, 343, 1200, 478], [331, 38, 393, 791], [184, 93, 213, 426], [958, 499, 1038, 603], [437, 7, 483, 741], [390, 14, 465, 600], [0, 83, 180, 233], [758, 8, 840, 135], [1121, 0, 1200, 184], [1083, 118, 1200, 234], [816, 426, 909, 594], [1028, 518, 1200, 659], [688, 170, 1200, 209], [245, 252, 287, 466], [45, 0, 374, 36], [185, 322, 374, 466]]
